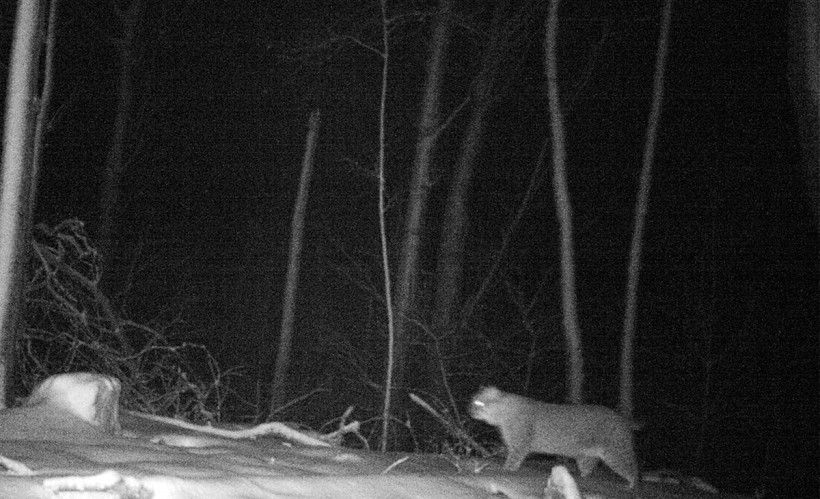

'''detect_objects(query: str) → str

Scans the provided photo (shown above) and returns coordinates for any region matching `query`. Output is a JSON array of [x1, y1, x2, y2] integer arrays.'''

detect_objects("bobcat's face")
[[469, 386, 505, 425]]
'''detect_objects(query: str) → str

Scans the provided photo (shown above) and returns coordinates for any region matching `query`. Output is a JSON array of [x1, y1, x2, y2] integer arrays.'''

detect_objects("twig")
[[409, 393, 489, 457], [382, 456, 409, 474], [269, 387, 326, 416]]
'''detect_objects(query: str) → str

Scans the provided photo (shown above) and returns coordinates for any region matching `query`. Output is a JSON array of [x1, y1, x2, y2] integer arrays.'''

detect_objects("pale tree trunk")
[[268, 110, 320, 415], [377, 0, 397, 452], [788, 0, 819, 232], [545, 0, 584, 404], [98, 0, 142, 289], [619, 0, 673, 419], [0, 0, 43, 408], [387, 0, 451, 441]]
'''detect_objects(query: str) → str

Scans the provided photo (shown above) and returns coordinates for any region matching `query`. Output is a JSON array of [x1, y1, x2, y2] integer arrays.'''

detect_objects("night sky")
[[1, 0, 817, 495]]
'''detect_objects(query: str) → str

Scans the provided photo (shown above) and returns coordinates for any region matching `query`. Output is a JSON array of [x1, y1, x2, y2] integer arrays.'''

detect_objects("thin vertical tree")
[[377, 0, 397, 452], [0, 0, 43, 408], [98, 0, 143, 288], [385, 0, 451, 443], [619, 0, 673, 418], [544, 0, 584, 404], [431, 2, 508, 413], [433, 3, 506, 340], [269, 110, 321, 415], [30, 0, 59, 206]]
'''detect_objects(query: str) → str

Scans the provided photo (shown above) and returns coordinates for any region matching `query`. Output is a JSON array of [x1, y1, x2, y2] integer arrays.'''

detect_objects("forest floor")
[[0, 374, 725, 498]]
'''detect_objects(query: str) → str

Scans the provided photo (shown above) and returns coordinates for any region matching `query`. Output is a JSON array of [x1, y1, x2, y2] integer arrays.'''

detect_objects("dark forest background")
[[1, 0, 817, 496]]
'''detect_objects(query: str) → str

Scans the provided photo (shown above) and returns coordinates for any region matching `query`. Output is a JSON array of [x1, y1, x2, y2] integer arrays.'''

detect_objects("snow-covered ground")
[[0, 373, 721, 498]]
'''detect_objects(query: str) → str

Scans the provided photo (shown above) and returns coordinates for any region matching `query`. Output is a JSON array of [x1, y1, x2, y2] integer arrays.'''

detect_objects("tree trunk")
[[98, 0, 142, 291], [30, 0, 59, 207], [0, 0, 43, 408], [545, 0, 584, 404], [434, 4, 505, 340], [387, 0, 451, 442], [787, 0, 819, 232], [619, 0, 673, 419], [431, 3, 506, 413], [269, 110, 320, 415], [377, 0, 396, 452]]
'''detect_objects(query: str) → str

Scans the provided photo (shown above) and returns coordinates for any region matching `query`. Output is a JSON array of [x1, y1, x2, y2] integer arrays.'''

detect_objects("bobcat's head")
[[470, 385, 506, 425]]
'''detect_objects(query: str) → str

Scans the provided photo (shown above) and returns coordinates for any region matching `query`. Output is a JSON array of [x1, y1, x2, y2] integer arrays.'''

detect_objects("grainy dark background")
[[1, 1, 816, 495]]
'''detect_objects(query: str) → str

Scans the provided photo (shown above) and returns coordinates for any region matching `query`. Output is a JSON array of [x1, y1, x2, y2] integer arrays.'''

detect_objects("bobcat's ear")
[[478, 385, 501, 400]]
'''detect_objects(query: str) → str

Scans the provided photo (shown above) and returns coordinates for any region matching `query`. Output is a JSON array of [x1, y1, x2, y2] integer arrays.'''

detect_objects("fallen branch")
[[124, 410, 330, 447], [0, 455, 34, 476]]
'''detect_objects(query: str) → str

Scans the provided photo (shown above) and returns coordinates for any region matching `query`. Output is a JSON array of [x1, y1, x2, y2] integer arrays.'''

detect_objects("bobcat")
[[470, 386, 639, 488]]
